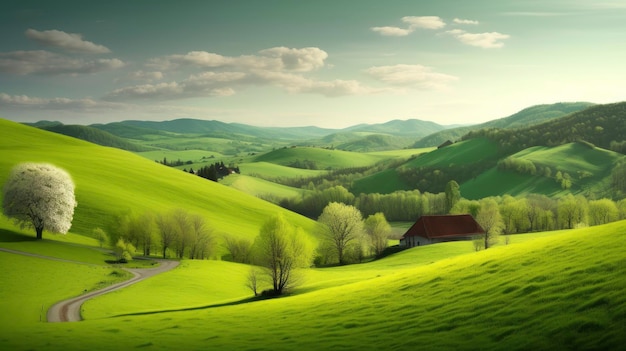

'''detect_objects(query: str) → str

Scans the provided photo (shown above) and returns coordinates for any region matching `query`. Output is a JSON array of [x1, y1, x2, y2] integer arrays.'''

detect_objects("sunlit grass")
[[2, 221, 623, 350], [461, 142, 623, 199], [0, 119, 317, 241]]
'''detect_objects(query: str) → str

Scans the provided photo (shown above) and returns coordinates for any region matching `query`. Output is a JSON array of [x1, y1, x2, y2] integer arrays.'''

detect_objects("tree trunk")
[[35, 226, 43, 240]]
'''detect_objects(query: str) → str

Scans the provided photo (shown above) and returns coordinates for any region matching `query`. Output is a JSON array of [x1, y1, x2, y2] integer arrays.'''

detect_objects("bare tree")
[[476, 198, 503, 249], [171, 209, 191, 259], [318, 202, 363, 265], [93, 227, 109, 248], [2, 163, 77, 239], [188, 214, 214, 259], [363, 212, 391, 257], [223, 235, 253, 263], [156, 213, 178, 258], [252, 214, 313, 295], [246, 267, 262, 297]]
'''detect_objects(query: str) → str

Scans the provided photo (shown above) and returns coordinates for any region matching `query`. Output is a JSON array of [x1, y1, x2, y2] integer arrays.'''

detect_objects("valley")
[[1, 101, 626, 350]]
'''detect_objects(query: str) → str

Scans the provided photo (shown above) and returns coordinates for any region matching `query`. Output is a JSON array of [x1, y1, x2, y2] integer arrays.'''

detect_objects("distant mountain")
[[413, 102, 595, 147], [93, 118, 335, 140], [335, 134, 415, 152], [25, 120, 63, 128], [464, 101, 626, 154], [344, 119, 448, 137], [38, 124, 152, 152]]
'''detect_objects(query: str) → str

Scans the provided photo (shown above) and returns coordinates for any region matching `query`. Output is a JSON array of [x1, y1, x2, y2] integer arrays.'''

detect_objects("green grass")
[[351, 168, 412, 195], [401, 138, 499, 169], [254, 147, 387, 169], [365, 147, 435, 158], [219, 174, 307, 199], [239, 161, 326, 178], [460, 142, 623, 199], [0, 250, 130, 326], [136, 149, 226, 163], [82, 260, 252, 319], [2, 221, 624, 350], [0, 119, 317, 242]]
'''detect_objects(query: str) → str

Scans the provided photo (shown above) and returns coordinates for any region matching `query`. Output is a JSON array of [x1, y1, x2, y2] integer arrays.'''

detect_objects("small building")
[[437, 140, 453, 149], [400, 214, 485, 248]]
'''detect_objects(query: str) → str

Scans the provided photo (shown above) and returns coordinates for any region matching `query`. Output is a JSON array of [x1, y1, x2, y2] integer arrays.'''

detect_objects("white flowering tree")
[[2, 163, 77, 239]]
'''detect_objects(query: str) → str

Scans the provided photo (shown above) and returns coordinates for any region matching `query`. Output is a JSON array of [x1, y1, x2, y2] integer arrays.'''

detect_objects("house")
[[437, 140, 453, 149], [399, 214, 485, 248]]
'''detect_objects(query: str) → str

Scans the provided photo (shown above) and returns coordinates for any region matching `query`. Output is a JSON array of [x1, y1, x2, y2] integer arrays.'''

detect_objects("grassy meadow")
[[254, 146, 388, 169], [461, 142, 623, 199], [0, 119, 317, 245], [0, 219, 623, 350]]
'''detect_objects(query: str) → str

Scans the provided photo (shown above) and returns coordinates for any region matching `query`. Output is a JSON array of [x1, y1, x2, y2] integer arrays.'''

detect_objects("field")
[[0, 119, 317, 243], [254, 147, 388, 169], [461, 142, 623, 199], [400, 138, 499, 169], [0, 218, 623, 350]]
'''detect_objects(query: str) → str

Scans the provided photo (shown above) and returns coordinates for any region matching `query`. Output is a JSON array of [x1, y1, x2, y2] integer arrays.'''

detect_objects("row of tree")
[[108, 209, 216, 260]]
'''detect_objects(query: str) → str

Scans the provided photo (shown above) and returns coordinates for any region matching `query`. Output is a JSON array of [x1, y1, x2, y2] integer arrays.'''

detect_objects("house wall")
[[401, 235, 431, 248], [401, 235, 473, 248]]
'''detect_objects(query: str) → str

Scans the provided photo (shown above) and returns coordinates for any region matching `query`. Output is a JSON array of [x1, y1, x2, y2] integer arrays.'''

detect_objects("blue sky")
[[1, 0, 625, 127]]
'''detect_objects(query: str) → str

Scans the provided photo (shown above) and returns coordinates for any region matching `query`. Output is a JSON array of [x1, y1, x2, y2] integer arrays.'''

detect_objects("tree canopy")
[[2, 163, 77, 239]]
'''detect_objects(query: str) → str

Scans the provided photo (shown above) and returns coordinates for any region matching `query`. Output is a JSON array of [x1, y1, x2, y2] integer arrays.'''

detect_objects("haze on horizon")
[[0, 0, 624, 128]]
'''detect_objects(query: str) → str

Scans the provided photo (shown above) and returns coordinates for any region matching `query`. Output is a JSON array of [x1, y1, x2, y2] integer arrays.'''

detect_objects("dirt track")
[[47, 260, 179, 322], [0, 248, 178, 323]]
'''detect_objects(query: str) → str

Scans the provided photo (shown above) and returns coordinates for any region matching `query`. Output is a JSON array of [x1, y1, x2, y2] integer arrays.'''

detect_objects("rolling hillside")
[[254, 146, 387, 170], [0, 119, 317, 242], [414, 102, 595, 147], [2, 218, 624, 350], [351, 138, 499, 195], [460, 142, 624, 199], [39, 124, 151, 152]]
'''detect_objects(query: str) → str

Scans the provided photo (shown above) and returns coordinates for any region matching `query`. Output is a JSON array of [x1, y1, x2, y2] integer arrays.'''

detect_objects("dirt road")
[[46, 259, 180, 322]]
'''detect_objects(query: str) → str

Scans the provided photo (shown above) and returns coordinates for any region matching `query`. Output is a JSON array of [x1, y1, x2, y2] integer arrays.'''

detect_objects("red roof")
[[402, 214, 485, 239]]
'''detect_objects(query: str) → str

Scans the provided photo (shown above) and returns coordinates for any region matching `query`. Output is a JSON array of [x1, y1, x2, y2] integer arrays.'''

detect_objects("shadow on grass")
[[112, 295, 279, 318], [0, 228, 37, 242]]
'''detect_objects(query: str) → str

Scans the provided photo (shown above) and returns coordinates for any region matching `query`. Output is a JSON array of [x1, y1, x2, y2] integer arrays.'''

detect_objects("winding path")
[[47, 260, 180, 322], [0, 248, 179, 323]]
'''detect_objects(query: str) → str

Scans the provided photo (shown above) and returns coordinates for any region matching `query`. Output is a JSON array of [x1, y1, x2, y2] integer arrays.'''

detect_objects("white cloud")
[[0, 93, 124, 110], [25, 29, 111, 54], [402, 16, 446, 30], [105, 71, 245, 100], [148, 47, 328, 72], [366, 64, 458, 90], [128, 70, 164, 82], [445, 29, 510, 48], [370, 26, 412, 36], [0, 50, 125, 75], [453, 18, 479, 25], [250, 70, 380, 97]]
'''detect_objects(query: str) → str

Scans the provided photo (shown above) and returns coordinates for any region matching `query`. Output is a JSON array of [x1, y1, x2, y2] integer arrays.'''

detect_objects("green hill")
[[254, 147, 386, 170], [414, 102, 595, 147], [39, 124, 152, 152], [351, 138, 498, 194], [0, 119, 317, 241], [2, 218, 624, 350], [345, 118, 447, 137], [460, 142, 624, 199], [464, 101, 626, 155]]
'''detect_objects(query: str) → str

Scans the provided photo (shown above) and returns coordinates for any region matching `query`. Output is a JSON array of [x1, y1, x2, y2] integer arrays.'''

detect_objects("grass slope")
[[0, 119, 317, 241], [219, 174, 307, 199], [401, 138, 499, 169], [254, 146, 386, 169], [2, 220, 624, 350], [461, 142, 623, 199], [350, 139, 496, 195]]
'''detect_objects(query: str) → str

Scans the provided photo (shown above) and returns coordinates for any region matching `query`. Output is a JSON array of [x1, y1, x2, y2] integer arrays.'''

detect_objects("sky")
[[1, 0, 625, 128]]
